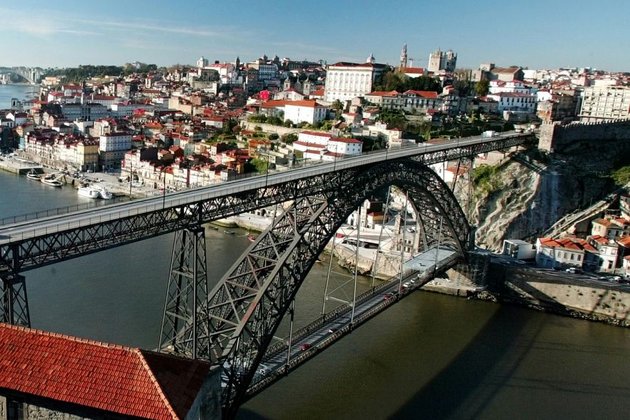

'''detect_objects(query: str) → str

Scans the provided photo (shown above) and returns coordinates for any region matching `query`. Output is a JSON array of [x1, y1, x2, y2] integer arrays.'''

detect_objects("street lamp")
[[161, 169, 166, 209]]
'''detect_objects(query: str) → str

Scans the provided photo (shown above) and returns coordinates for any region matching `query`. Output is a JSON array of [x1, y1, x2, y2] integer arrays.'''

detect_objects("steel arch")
[[198, 159, 470, 413]]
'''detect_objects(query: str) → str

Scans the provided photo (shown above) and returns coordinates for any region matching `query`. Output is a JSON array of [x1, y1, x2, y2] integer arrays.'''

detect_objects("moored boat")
[[26, 170, 41, 181], [78, 184, 113, 199], [41, 174, 63, 187], [77, 185, 101, 199]]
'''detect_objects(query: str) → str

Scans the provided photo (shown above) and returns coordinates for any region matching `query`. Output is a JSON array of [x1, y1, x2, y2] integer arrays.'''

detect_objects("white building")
[[327, 137, 362, 156], [99, 132, 132, 171], [579, 85, 630, 122], [486, 92, 537, 114], [324, 59, 387, 103], [284, 100, 327, 125], [535, 237, 596, 270], [293, 131, 363, 160]]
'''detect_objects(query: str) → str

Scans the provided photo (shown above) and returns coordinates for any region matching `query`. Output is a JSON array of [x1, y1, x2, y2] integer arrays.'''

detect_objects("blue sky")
[[1, 0, 628, 71]]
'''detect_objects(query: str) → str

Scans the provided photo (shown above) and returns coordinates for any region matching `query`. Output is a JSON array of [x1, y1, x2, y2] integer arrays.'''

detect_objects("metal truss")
[[0, 134, 532, 277], [158, 226, 208, 359], [177, 159, 472, 415], [1, 273, 30, 326], [0, 243, 30, 326]]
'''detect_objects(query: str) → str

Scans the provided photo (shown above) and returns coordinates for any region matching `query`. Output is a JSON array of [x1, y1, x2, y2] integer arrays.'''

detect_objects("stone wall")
[[240, 121, 301, 136], [488, 263, 630, 325], [539, 120, 630, 153]]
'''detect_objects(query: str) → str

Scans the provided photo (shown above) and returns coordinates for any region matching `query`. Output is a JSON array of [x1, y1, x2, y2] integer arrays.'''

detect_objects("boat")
[[247, 234, 257, 242], [77, 185, 101, 199], [26, 170, 41, 181], [77, 184, 113, 200], [40, 174, 63, 187], [97, 185, 113, 200], [224, 230, 235, 235]]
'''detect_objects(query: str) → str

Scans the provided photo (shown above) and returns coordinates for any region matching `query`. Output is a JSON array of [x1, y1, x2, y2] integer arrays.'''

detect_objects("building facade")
[[579, 85, 630, 122], [427, 49, 457, 73], [324, 61, 387, 103]]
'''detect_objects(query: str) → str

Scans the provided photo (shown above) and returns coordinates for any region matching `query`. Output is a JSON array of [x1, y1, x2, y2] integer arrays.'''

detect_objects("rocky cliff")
[[463, 143, 624, 251]]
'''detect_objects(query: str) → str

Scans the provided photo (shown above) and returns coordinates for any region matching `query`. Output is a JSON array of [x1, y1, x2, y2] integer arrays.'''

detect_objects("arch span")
[[167, 159, 471, 411]]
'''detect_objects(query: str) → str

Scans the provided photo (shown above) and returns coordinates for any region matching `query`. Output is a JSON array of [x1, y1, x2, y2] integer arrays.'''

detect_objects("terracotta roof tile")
[[0, 324, 211, 419]]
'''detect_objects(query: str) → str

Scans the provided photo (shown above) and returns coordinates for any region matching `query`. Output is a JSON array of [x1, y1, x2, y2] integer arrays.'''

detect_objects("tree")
[[331, 100, 344, 118], [281, 133, 298, 144], [475, 80, 490, 97]]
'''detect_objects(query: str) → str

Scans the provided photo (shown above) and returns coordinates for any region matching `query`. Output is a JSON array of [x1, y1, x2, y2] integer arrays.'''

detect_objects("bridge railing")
[[0, 133, 533, 234]]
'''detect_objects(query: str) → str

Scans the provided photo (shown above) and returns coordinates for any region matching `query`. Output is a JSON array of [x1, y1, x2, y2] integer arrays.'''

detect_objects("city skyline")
[[1, 0, 628, 72]]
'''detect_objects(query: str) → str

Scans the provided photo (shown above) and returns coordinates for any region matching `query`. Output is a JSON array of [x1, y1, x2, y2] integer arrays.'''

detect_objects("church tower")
[[400, 43, 408, 69]]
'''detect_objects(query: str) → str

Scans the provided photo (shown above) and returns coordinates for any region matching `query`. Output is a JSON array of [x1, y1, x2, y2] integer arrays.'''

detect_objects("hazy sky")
[[2, 0, 628, 71]]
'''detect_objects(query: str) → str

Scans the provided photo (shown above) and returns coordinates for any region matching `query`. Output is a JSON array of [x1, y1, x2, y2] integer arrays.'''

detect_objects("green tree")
[[475, 80, 490, 97], [281, 133, 298, 144]]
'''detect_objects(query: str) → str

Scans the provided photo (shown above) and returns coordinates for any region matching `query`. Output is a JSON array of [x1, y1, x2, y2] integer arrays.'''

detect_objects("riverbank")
[[467, 260, 630, 327]]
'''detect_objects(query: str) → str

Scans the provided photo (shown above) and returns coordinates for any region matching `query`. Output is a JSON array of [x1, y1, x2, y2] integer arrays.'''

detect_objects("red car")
[[299, 343, 312, 351]]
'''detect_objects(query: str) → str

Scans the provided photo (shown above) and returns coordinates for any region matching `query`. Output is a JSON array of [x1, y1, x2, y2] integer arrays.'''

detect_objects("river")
[[0, 83, 38, 108], [1, 169, 630, 419]]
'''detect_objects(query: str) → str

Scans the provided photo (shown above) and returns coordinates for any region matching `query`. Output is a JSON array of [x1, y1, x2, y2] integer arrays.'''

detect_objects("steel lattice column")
[[159, 226, 208, 359], [0, 244, 30, 327], [0, 273, 30, 326]]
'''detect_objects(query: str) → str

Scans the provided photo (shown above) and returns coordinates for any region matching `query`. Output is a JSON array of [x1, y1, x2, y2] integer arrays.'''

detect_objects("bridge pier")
[[0, 273, 30, 327], [158, 226, 209, 359]]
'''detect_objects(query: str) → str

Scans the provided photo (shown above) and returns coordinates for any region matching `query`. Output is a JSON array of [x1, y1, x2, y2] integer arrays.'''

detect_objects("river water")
[[2, 100, 630, 419], [0, 84, 38, 108]]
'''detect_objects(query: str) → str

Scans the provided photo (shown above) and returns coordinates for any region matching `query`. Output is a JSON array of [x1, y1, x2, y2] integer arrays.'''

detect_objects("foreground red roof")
[[0, 323, 211, 419]]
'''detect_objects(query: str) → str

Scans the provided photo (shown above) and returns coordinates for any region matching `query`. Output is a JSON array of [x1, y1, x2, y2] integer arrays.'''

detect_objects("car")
[[299, 343, 312, 351], [327, 328, 337, 334], [565, 267, 580, 274], [383, 292, 396, 301]]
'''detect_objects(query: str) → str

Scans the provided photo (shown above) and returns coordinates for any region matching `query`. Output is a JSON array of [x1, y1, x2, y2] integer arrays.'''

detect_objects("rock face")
[[464, 146, 618, 252]]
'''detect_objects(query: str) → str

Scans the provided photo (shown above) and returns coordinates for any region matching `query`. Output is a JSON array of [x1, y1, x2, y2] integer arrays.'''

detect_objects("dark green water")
[[2, 171, 630, 419]]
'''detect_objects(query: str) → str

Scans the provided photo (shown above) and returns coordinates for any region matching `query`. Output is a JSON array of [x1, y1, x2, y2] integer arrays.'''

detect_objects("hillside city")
[[0, 37, 630, 419], [2, 46, 630, 281]]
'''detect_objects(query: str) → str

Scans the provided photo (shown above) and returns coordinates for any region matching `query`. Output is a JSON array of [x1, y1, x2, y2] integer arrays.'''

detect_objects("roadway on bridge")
[[0, 132, 531, 245], [243, 247, 458, 395]]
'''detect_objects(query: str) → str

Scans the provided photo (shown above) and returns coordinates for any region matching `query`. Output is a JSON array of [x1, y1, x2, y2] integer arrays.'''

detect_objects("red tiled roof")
[[402, 67, 425, 74], [617, 236, 630, 247], [404, 90, 438, 99], [538, 237, 596, 252], [0, 323, 211, 419], [261, 100, 288, 108], [284, 100, 323, 108], [366, 90, 399, 97], [299, 130, 331, 137], [294, 140, 326, 149]]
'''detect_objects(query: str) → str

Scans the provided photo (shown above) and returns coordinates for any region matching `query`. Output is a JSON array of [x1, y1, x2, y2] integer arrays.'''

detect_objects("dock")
[[0, 156, 44, 175]]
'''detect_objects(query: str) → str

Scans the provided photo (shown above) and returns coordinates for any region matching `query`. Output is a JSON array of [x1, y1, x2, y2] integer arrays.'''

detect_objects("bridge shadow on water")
[[391, 303, 541, 419]]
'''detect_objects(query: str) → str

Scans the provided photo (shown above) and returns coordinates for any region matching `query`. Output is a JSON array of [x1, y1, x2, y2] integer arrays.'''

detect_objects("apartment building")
[[579, 85, 630, 122]]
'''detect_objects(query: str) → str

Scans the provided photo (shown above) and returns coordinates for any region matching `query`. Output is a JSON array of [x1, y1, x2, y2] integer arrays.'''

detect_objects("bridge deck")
[[241, 247, 459, 399], [0, 132, 533, 246]]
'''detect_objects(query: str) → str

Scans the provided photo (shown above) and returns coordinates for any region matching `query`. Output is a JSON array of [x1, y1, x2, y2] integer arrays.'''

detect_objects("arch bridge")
[[0, 133, 535, 416]]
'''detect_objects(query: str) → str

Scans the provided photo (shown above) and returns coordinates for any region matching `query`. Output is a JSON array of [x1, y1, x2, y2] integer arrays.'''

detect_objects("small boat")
[[224, 230, 235, 235], [41, 174, 63, 187], [78, 184, 112, 200], [77, 185, 100, 199], [98, 187, 113, 200], [26, 170, 41, 181], [247, 234, 257, 242]]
